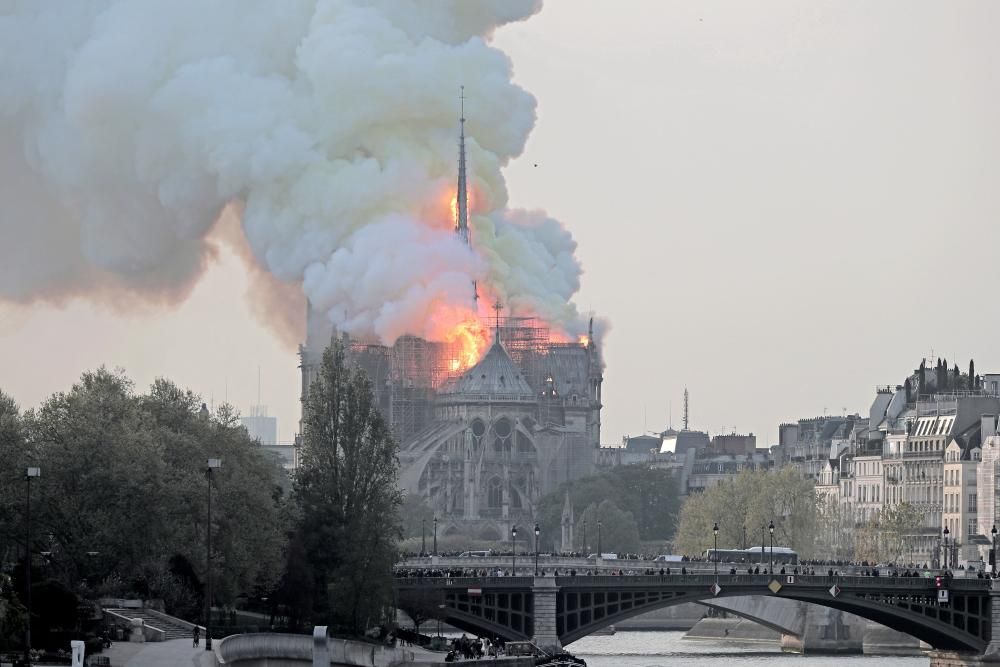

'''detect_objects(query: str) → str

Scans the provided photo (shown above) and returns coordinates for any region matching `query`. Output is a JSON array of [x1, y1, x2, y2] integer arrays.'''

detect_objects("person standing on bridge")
[[193, 625, 200, 647]]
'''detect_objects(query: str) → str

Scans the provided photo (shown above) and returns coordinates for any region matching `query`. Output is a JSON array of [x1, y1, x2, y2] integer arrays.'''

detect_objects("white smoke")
[[0, 0, 596, 344]]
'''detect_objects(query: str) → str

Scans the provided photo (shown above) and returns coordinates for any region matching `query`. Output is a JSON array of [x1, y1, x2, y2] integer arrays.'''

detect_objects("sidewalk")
[[104, 638, 216, 667]]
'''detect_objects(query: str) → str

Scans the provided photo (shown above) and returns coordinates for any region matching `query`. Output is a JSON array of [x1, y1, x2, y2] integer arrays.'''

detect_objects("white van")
[[459, 550, 492, 558], [654, 554, 683, 562]]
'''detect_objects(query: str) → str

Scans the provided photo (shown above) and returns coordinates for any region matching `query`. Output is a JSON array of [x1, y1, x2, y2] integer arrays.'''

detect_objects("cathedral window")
[[488, 477, 503, 507]]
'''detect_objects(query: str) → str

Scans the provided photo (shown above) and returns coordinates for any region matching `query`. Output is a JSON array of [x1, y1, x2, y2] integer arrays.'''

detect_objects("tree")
[[0, 371, 288, 627], [919, 360, 926, 396], [881, 502, 923, 563], [534, 466, 680, 552], [970, 359, 977, 389], [816, 495, 856, 561], [295, 339, 402, 634], [399, 493, 435, 541], [577, 500, 640, 554], [673, 467, 819, 558]]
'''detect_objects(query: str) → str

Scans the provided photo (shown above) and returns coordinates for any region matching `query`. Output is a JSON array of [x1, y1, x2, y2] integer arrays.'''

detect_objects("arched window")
[[488, 477, 503, 508], [493, 417, 513, 452]]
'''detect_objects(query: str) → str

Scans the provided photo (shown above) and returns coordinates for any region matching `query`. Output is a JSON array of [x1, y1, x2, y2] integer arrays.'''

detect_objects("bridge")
[[395, 572, 1000, 658]]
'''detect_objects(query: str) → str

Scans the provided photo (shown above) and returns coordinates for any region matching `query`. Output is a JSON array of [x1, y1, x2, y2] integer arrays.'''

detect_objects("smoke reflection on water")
[[565, 631, 927, 666]]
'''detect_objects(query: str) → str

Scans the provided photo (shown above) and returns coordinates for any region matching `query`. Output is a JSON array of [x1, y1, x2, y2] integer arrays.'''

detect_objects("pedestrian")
[[193, 625, 201, 647]]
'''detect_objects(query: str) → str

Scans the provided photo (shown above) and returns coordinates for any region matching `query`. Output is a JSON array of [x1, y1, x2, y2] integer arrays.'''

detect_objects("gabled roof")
[[440, 340, 534, 399]]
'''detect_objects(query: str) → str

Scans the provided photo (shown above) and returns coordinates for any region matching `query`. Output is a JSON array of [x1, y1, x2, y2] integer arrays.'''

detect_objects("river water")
[[564, 631, 929, 666]]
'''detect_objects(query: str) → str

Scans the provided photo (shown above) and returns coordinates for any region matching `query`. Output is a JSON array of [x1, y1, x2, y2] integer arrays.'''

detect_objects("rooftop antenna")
[[456, 85, 477, 303], [683, 387, 689, 431]]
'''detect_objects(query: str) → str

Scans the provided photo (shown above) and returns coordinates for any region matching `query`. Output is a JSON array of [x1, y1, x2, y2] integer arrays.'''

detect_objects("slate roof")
[[441, 340, 534, 399]]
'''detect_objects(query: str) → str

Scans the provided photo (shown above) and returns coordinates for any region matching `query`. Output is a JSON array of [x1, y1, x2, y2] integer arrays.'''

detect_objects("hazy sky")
[[2, 1, 999, 445]]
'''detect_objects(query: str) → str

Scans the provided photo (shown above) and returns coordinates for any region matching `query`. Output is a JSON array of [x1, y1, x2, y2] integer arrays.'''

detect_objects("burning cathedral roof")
[[440, 337, 534, 400]]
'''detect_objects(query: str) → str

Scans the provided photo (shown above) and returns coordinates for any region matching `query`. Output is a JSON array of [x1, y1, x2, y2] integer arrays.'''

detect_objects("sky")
[[2, 0, 999, 445]]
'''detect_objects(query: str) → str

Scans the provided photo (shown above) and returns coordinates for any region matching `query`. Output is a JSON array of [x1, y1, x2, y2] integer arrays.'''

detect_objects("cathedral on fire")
[[298, 93, 603, 540]]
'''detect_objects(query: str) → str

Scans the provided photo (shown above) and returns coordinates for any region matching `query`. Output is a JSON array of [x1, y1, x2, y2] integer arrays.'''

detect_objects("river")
[[564, 631, 928, 666]]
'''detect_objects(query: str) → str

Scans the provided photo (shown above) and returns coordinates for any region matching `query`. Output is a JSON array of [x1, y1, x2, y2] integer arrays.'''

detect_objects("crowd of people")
[[443, 634, 507, 661], [395, 563, 995, 580]]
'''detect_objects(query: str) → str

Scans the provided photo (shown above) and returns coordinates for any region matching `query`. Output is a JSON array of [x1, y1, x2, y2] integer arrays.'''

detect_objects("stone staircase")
[[105, 608, 193, 641]]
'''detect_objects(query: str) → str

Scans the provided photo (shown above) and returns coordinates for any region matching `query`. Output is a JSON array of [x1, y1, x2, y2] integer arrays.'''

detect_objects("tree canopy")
[[673, 467, 819, 558], [294, 339, 402, 633], [0, 370, 288, 624], [535, 465, 680, 552]]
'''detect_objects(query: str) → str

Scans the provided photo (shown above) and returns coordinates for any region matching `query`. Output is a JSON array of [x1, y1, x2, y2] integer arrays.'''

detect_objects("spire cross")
[[493, 299, 503, 344]]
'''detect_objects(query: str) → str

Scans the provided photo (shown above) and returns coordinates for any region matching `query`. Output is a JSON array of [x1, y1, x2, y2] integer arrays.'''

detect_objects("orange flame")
[[444, 318, 489, 372], [579, 335, 590, 347], [448, 188, 476, 226]]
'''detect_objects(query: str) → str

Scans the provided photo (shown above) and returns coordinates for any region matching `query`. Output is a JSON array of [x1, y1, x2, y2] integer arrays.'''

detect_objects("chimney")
[[982, 414, 997, 441]]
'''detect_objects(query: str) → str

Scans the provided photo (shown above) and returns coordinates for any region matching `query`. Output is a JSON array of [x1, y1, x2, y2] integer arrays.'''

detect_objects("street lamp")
[[511, 525, 518, 574], [597, 521, 603, 557], [992, 525, 997, 576], [421, 519, 426, 556], [205, 458, 221, 652], [433, 517, 438, 557], [943, 526, 950, 570], [768, 520, 775, 573], [534, 524, 541, 574], [24, 467, 40, 667], [713, 522, 719, 578]]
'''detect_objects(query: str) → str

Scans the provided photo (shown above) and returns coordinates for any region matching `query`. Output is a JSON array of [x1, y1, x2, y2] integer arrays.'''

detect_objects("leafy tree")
[[295, 339, 402, 634], [399, 493, 435, 541], [880, 502, 923, 563], [577, 500, 640, 554], [0, 371, 288, 628], [970, 359, 977, 389], [534, 466, 679, 551], [673, 467, 819, 558]]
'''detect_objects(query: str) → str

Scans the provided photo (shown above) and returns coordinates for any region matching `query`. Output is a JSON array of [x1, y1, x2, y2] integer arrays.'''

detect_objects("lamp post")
[[421, 519, 426, 556], [992, 525, 997, 576], [24, 467, 40, 667], [712, 522, 719, 579], [511, 525, 517, 574], [534, 524, 540, 574], [583, 521, 588, 555], [433, 517, 438, 557], [205, 458, 221, 651], [768, 520, 775, 573], [597, 521, 602, 557], [760, 525, 765, 565], [943, 526, 950, 570]]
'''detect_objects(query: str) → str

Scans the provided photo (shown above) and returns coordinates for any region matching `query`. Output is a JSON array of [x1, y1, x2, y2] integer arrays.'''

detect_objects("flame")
[[579, 335, 589, 347], [444, 318, 489, 372], [447, 187, 476, 227]]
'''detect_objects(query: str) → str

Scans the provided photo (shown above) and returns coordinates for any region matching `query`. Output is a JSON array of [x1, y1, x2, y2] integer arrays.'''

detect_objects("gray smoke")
[[0, 0, 600, 345]]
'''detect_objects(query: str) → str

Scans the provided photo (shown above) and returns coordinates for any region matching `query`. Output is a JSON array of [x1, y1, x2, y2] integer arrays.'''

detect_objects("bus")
[[705, 547, 798, 565]]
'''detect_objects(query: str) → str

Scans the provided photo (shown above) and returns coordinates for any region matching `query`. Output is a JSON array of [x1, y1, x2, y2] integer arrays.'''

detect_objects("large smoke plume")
[[0, 0, 599, 348]]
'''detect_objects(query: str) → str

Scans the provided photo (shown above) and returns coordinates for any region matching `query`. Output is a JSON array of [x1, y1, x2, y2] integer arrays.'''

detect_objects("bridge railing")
[[395, 577, 535, 587], [396, 573, 991, 592]]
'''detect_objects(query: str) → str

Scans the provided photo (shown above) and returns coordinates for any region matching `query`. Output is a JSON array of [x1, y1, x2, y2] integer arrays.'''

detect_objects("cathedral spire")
[[456, 85, 469, 244], [456, 85, 477, 302]]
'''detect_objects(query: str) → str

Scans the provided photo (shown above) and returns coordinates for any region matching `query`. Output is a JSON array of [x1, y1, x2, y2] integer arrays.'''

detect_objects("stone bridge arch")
[[395, 574, 994, 654]]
